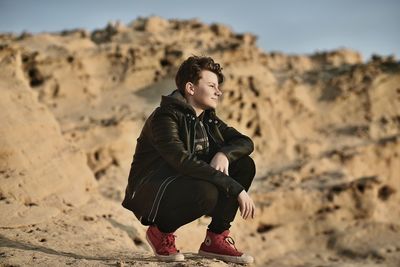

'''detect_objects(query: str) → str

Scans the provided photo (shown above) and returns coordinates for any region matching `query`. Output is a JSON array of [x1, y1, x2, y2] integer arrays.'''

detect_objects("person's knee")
[[230, 156, 256, 190], [242, 156, 256, 178]]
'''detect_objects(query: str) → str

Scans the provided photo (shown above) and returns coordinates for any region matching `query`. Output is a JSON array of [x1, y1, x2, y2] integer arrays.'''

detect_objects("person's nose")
[[215, 87, 222, 96]]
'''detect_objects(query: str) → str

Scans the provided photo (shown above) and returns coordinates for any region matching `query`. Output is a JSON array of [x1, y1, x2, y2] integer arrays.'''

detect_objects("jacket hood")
[[160, 89, 216, 117]]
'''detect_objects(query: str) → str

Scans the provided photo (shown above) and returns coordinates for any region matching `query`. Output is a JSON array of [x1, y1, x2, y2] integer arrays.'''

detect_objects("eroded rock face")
[[0, 16, 399, 266], [0, 48, 97, 227]]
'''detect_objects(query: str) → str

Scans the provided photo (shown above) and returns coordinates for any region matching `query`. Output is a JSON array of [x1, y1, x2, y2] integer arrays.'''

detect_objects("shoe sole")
[[198, 249, 254, 264], [146, 233, 185, 262]]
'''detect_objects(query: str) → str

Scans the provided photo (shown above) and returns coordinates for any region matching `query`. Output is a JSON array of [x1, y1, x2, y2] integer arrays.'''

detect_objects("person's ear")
[[185, 82, 195, 96]]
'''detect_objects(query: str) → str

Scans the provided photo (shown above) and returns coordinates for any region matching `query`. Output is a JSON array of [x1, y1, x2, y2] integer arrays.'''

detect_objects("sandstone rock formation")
[[0, 16, 399, 266]]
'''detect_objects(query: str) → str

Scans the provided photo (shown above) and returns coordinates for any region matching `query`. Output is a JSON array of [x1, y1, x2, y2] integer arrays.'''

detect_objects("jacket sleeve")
[[150, 108, 244, 197], [216, 116, 255, 163]]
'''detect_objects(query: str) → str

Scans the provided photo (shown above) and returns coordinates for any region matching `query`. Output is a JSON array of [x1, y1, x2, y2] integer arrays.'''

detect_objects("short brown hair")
[[175, 55, 224, 96]]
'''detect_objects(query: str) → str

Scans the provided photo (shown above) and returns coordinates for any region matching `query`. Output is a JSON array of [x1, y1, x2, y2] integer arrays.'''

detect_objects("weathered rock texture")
[[0, 16, 399, 266]]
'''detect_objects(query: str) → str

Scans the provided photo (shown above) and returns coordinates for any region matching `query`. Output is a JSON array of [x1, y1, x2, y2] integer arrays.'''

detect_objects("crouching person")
[[122, 55, 256, 264]]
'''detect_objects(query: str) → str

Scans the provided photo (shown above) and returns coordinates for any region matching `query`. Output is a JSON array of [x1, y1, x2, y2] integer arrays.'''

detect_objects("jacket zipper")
[[131, 169, 155, 199], [204, 122, 221, 148], [191, 118, 196, 155]]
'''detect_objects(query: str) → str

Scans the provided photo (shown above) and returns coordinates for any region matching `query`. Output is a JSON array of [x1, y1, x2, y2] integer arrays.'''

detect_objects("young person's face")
[[189, 70, 222, 110]]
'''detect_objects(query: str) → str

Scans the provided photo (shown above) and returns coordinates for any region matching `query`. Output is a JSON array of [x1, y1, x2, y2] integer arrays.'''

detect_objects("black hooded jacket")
[[121, 89, 254, 225]]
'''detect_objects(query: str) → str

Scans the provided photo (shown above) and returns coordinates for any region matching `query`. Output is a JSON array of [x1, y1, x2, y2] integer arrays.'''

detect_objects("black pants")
[[154, 155, 256, 233]]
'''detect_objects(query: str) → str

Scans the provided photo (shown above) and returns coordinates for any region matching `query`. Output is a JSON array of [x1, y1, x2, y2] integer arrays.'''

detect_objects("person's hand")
[[237, 190, 256, 219], [210, 152, 229, 175]]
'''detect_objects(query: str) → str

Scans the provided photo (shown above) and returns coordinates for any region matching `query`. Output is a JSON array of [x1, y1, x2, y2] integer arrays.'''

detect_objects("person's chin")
[[207, 103, 217, 109]]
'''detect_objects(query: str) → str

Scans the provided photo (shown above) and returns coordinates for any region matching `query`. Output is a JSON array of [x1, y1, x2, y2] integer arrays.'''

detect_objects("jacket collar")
[[160, 89, 216, 119]]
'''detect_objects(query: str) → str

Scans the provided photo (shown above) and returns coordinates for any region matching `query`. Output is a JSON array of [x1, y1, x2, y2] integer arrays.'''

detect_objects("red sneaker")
[[146, 225, 184, 262], [198, 229, 254, 264]]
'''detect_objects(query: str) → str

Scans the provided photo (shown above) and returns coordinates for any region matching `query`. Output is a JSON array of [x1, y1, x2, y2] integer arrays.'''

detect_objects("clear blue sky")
[[1, 0, 399, 60]]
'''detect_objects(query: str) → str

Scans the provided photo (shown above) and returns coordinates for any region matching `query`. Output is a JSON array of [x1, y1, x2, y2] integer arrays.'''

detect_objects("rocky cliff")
[[1, 16, 399, 266]]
